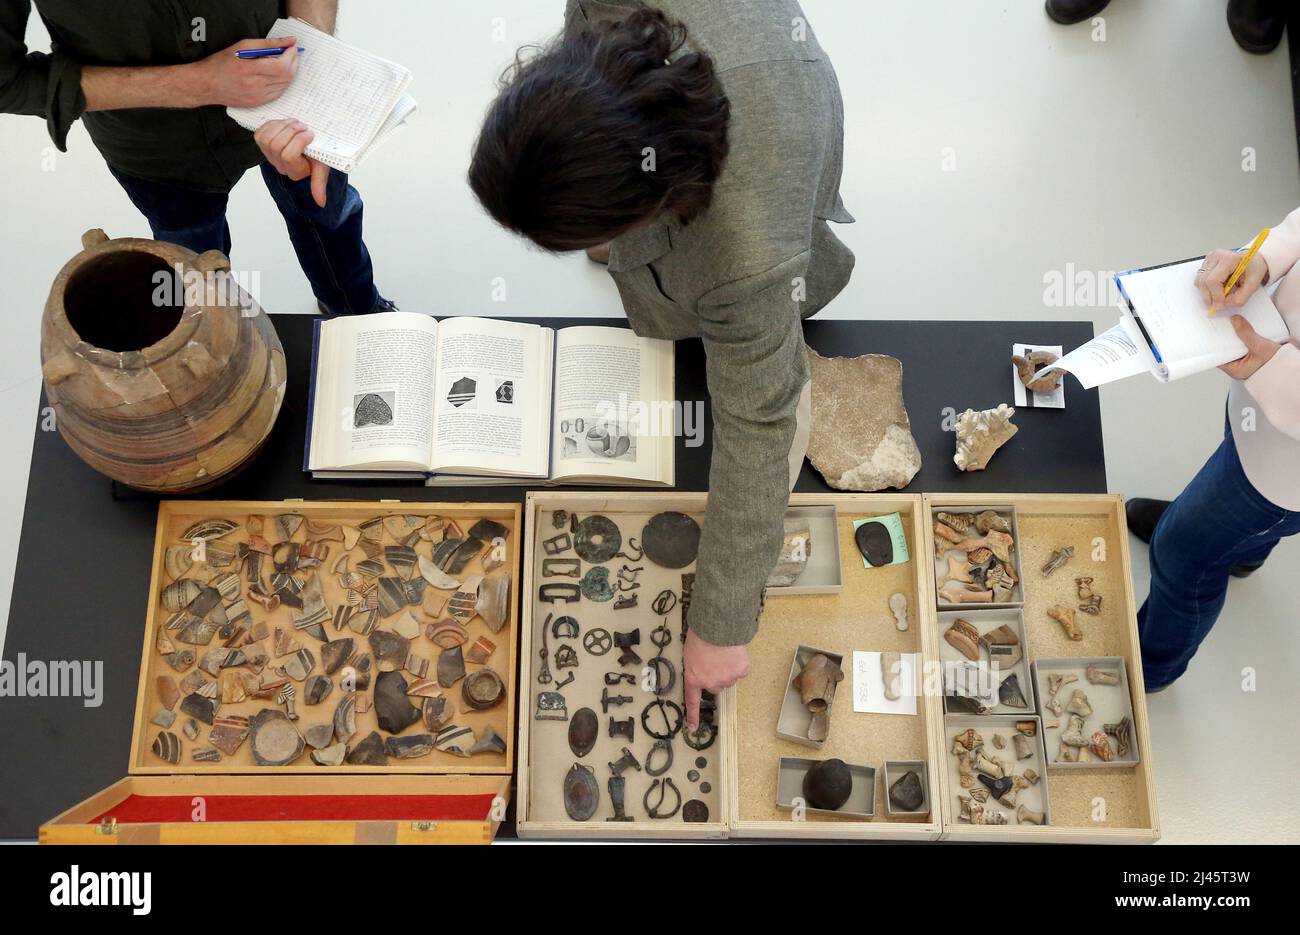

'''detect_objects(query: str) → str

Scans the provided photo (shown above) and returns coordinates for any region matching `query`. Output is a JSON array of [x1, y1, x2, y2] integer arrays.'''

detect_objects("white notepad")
[[227, 19, 416, 173]]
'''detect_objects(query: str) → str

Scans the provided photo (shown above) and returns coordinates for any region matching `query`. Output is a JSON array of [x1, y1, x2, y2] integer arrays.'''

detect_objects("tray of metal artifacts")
[[728, 493, 942, 841], [516, 493, 731, 838], [129, 500, 521, 776], [924, 494, 1159, 843], [1032, 656, 1140, 768]]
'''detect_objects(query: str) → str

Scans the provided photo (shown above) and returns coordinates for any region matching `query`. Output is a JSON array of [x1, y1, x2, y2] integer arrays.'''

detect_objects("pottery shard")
[[311, 742, 347, 766], [209, 714, 251, 756], [249, 708, 305, 766], [806, 351, 922, 491], [385, 733, 436, 758], [374, 670, 422, 734], [345, 730, 388, 766]]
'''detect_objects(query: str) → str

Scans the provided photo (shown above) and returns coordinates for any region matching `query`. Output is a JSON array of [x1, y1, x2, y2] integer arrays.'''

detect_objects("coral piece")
[[806, 351, 922, 490], [953, 404, 1018, 472]]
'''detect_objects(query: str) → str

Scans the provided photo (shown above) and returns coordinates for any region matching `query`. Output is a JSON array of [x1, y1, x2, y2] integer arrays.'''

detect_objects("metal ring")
[[551, 615, 580, 639], [643, 777, 682, 820], [641, 699, 683, 740], [651, 589, 677, 616], [646, 656, 676, 696], [582, 628, 612, 655], [645, 739, 674, 777], [650, 623, 672, 648], [682, 721, 717, 751]]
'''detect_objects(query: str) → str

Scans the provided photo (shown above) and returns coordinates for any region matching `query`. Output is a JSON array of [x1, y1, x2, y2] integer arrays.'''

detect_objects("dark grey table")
[[0, 316, 1103, 839]]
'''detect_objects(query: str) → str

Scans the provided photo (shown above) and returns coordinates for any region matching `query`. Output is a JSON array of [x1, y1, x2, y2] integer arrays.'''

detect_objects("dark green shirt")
[[0, 0, 280, 191]]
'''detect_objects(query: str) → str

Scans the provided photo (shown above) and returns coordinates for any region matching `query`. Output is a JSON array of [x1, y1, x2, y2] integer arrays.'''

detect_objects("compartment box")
[[776, 644, 845, 748], [1033, 656, 1140, 768], [941, 714, 1051, 828], [765, 504, 843, 595], [41, 499, 521, 845], [924, 494, 1159, 843], [883, 759, 931, 817], [937, 608, 1036, 716], [776, 757, 876, 818], [933, 503, 1025, 609]]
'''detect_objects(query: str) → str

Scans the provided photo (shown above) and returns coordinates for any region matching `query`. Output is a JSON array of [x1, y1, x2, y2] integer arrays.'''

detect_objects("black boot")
[[1228, 0, 1285, 54], [1045, 0, 1112, 25], [1126, 496, 1266, 577]]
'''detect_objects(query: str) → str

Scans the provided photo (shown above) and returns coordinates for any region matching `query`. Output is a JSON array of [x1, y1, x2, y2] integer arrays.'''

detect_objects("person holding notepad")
[[469, 0, 854, 728], [0, 0, 393, 315], [1128, 209, 1300, 692]]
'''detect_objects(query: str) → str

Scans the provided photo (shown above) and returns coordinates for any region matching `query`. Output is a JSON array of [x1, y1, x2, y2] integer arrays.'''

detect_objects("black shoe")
[[316, 296, 399, 316], [1125, 497, 1170, 545], [1045, 0, 1111, 25], [1128, 497, 1266, 576], [1228, 0, 1285, 54]]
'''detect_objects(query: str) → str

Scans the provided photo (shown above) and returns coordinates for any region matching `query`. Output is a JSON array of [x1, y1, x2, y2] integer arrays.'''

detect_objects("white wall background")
[[0, 0, 1296, 842]]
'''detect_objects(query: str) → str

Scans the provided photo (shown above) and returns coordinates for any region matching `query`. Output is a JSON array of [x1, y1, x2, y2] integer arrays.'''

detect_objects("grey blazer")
[[566, 0, 855, 646]]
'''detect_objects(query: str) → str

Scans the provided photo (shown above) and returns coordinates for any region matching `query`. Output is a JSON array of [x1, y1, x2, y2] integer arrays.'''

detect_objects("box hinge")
[[96, 817, 118, 836], [410, 820, 439, 832]]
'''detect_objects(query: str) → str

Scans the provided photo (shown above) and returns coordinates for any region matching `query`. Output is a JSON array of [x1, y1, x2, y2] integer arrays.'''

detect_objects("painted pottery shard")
[[462, 668, 505, 710], [303, 722, 335, 750], [469, 727, 506, 756], [182, 718, 199, 740], [156, 629, 177, 656], [304, 674, 333, 705], [404, 652, 430, 679], [953, 404, 1017, 472], [854, 519, 894, 567], [564, 763, 601, 821], [276, 513, 303, 542], [376, 577, 407, 617], [401, 577, 425, 606], [273, 627, 301, 658], [152, 731, 181, 763], [807, 351, 922, 490], [393, 610, 422, 640], [1013, 350, 1063, 394], [889, 592, 909, 631], [180, 692, 216, 725], [193, 748, 224, 765], [475, 571, 511, 632], [279, 647, 315, 682], [209, 714, 251, 756], [980, 623, 1022, 667], [1089, 730, 1115, 761], [438, 645, 466, 687], [569, 707, 599, 757], [369, 630, 411, 671], [374, 670, 422, 734], [309, 742, 346, 766], [768, 517, 812, 587], [435, 537, 486, 575], [466, 635, 496, 664], [177, 615, 219, 647], [641, 511, 702, 569], [183, 518, 239, 542], [434, 724, 477, 756], [357, 559, 384, 579], [385, 733, 435, 759], [998, 673, 1029, 709], [385, 545, 418, 580], [944, 618, 981, 661], [346, 730, 388, 766], [1104, 716, 1133, 758], [1048, 604, 1083, 641], [417, 555, 460, 591], [803, 758, 853, 811], [249, 708, 305, 765], [422, 693, 453, 730], [152, 709, 176, 728], [162, 579, 202, 613], [321, 637, 354, 675], [333, 694, 357, 744], [889, 769, 925, 813]]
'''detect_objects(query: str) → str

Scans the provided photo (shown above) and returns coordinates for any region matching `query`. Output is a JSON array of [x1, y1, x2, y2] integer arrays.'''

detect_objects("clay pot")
[[40, 230, 286, 492]]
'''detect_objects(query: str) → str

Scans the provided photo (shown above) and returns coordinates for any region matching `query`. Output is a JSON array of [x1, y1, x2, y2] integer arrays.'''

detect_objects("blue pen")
[[235, 46, 305, 59]]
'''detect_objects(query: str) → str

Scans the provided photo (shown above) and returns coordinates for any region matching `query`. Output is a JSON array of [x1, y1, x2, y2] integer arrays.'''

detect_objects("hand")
[[1195, 248, 1268, 311], [683, 630, 749, 732], [190, 37, 299, 108], [1219, 315, 1281, 380], [255, 118, 331, 207]]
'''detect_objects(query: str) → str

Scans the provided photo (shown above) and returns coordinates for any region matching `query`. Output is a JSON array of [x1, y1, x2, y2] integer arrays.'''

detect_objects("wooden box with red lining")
[[40, 500, 518, 845]]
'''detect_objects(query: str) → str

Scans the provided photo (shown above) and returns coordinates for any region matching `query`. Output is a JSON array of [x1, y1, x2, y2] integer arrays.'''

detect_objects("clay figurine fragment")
[[1064, 689, 1093, 718], [1090, 731, 1115, 761], [793, 653, 844, 743], [1048, 605, 1083, 641], [953, 404, 1017, 472], [805, 350, 922, 490], [1011, 732, 1033, 760], [1041, 545, 1074, 578], [802, 758, 853, 811], [1012, 350, 1063, 394], [1017, 804, 1045, 825], [1086, 665, 1119, 686], [888, 592, 909, 631], [1076, 576, 1102, 614], [889, 769, 925, 813], [1104, 715, 1133, 758]]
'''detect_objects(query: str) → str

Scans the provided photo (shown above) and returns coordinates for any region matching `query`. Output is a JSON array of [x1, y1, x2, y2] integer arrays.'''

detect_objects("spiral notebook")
[[227, 18, 416, 173]]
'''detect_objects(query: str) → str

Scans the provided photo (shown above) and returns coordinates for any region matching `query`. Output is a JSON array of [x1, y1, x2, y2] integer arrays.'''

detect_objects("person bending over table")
[[468, 0, 855, 728], [1127, 207, 1300, 691], [0, 0, 395, 315]]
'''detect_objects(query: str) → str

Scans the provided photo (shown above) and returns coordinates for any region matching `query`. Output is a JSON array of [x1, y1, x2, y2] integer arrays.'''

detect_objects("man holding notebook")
[[0, 0, 393, 315], [1127, 212, 1300, 692]]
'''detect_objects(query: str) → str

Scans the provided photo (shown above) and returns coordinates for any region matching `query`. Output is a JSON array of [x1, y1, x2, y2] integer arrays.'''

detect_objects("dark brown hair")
[[468, 9, 730, 252]]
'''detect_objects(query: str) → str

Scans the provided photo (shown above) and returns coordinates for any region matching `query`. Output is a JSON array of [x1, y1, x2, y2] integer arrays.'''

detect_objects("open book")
[[227, 19, 417, 172], [1041, 257, 1291, 389], [305, 313, 675, 486]]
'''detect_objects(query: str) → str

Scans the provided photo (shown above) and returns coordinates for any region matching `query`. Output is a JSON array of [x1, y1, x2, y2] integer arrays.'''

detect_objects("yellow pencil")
[[1210, 227, 1269, 316]]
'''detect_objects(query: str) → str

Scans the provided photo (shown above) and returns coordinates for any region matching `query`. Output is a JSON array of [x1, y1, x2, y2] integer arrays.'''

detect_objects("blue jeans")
[[1138, 420, 1300, 690], [108, 164, 379, 315]]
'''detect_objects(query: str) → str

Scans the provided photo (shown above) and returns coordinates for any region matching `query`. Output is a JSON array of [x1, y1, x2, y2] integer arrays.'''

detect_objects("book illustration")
[[585, 420, 636, 461], [495, 380, 515, 404], [446, 376, 478, 409], [353, 391, 395, 428]]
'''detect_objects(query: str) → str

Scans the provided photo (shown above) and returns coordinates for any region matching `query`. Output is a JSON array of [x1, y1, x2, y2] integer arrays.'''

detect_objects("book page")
[[1116, 260, 1289, 381], [431, 318, 550, 477], [550, 326, 674, 484], [308, 312, 438, 472], [227, 19, 411, 171]]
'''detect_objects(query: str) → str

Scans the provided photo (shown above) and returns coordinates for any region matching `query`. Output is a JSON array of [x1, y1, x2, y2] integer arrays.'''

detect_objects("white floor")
[[1, 0, 1297, 843]]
